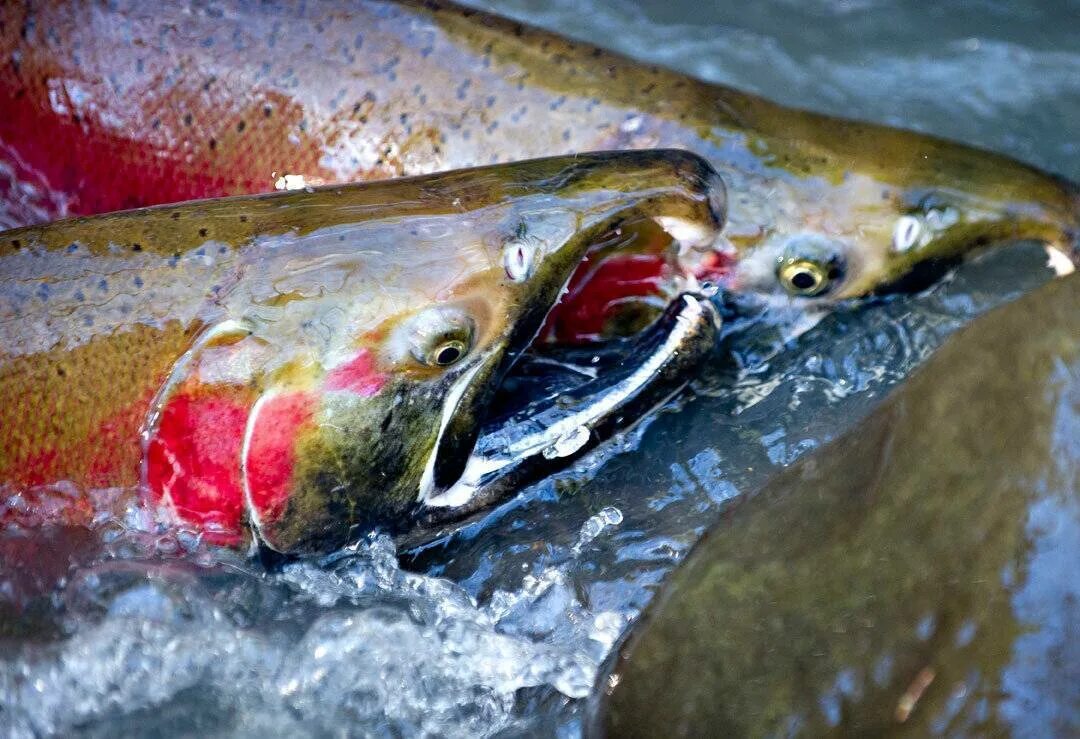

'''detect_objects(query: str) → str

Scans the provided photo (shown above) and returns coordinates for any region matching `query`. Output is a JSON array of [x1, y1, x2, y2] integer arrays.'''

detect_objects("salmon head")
[[720, 111, 1080, 304], [0, 149, 724, 553]]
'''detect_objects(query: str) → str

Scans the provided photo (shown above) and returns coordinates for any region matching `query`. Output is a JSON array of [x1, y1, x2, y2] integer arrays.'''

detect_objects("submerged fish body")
[[596, 272, 1080, 736], [0, 149, 726, 553], [0, 0, 1076, 311]]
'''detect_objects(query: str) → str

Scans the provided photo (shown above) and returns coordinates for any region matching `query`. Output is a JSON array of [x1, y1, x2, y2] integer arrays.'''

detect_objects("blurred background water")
[[2, 1, 1078, 736]]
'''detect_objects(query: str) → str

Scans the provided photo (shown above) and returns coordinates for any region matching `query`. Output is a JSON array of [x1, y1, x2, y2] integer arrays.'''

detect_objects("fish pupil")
[[791, 270, 818, 290], [436, 345, 462, 365]]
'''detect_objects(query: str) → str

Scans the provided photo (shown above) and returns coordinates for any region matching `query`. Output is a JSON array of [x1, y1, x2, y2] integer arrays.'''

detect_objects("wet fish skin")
[[0, 149, 726, 553], [0, 0, 1076, 301], [595, 271, 1080, 736]]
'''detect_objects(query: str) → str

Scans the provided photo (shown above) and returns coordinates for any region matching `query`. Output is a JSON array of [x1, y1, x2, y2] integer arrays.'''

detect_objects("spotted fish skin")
[[1, 1, 1076, 299], [0, 149, 726, 552]]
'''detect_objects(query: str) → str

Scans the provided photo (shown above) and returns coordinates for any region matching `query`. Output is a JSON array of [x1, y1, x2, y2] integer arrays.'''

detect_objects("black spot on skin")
[[263, 105, 273, 117], [236, 120, 246, 133], [56, 366, 66, 377], [209, 138, 217, 150], [171, 212, 181, 219], [239, 215, 248, 222], [66, 243, 78, 253], [183, 112, 193, 126], [199, 228, 208, 237], [132, 243, 142, 252], [10, 239, 20, 249], [151, 118, 161, 130]]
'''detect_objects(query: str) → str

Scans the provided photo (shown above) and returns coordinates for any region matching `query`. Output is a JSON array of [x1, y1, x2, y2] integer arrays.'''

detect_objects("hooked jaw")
[[416, 153, 727, 515]]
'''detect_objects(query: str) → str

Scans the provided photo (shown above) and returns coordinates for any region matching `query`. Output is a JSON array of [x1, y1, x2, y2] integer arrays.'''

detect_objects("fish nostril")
[[892, 215, 922, 252], [503, 240, 535, 282]]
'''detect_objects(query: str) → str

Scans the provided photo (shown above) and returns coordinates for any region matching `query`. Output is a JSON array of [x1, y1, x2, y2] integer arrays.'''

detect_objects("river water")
[[2, 1, 1078, 736]]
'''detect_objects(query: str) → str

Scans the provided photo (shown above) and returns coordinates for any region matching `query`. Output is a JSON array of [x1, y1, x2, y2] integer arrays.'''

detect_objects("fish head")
[[723, 116, 1080, 304], [146, 150, 725, 553]]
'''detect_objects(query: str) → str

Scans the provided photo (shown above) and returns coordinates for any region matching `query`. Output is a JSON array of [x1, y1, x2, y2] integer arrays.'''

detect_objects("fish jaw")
[[135, 149, 726, 554]]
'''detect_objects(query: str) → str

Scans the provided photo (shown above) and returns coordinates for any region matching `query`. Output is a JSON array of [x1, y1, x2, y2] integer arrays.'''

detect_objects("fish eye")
[[408, 306, 475, 368], [775, 235, 847, 298], [778, 259, 830, 296]]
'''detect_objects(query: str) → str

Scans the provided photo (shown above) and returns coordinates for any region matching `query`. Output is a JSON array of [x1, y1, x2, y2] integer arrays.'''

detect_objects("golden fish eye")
[[777, 259, 830, 297], [408, 307, 475, 367]]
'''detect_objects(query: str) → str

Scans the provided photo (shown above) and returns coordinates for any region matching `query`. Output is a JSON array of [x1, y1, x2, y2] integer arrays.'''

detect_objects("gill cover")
[[142, 150, 726, 554]]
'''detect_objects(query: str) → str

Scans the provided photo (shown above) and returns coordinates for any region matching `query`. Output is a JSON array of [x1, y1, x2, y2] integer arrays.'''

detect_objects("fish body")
[[596, 271, 1080, 736], [0, 0, 1075, 306], [0, 149, 726, 553]]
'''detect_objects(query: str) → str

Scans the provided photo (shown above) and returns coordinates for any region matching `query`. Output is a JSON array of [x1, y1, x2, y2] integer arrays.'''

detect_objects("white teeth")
[[1045, 244, 1075, 276]]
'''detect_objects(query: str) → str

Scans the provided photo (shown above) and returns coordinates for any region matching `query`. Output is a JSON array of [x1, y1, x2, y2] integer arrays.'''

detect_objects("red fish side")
[[145, 391, 250, 545], [244, 391, 318, 530]]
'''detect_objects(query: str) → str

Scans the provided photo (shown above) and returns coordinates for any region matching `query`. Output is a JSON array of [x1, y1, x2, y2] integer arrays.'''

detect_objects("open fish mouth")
[[403, 291, 721, 547], [414, 209, 727, 510]]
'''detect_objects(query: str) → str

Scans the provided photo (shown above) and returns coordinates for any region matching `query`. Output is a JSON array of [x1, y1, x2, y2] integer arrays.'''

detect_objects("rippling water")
[[2, 1, 1078, 736]]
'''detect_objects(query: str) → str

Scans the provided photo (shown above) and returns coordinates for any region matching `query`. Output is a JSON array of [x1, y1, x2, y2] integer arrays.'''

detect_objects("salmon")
[[0, 0, 1074, 306]]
